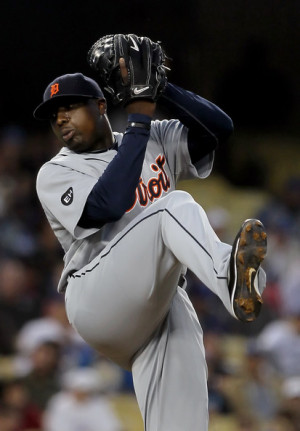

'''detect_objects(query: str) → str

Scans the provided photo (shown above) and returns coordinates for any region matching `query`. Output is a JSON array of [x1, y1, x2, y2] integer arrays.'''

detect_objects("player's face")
[[50, 99, 110, 153]]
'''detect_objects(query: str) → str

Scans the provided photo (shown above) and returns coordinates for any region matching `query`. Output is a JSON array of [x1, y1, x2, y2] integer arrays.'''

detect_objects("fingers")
[[119, 58, 129, 85]]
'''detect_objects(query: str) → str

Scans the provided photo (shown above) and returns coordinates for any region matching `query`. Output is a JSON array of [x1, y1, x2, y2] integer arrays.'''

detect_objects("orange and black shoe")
[[228, 219, 267, 322]]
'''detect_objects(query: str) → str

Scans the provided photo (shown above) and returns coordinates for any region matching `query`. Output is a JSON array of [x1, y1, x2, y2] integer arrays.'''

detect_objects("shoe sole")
[[229, 219, 267, 322]]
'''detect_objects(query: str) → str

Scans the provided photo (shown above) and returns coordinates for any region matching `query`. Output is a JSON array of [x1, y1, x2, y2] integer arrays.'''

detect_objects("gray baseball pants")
[[65, 191, 256, 430]]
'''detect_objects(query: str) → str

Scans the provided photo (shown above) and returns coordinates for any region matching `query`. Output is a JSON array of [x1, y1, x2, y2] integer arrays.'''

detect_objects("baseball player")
[[34, 34, 267, 431]]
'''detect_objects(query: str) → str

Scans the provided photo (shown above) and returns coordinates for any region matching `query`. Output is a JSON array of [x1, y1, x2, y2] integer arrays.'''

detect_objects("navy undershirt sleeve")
[[79, 85, 234, 229], [78, 113, 151, 228], [159, 83, 234, 163]]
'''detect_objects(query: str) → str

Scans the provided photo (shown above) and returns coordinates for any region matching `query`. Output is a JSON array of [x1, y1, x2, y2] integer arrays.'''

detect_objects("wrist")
[[126, 114, 151, 132], [125, 100, 156, 117], [128, 113, 152, 124]]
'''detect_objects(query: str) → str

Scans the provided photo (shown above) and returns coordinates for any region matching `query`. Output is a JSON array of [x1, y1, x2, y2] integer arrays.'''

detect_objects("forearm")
[[159, 83, 234, 162], [79, 113, 152, 228]]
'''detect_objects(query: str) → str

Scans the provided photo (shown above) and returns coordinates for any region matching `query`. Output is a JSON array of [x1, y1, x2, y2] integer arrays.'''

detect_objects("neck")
[[95, 113, 114, 151]]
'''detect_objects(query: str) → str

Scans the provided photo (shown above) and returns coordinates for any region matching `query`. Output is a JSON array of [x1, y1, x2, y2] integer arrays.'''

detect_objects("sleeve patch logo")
[[61, 187, 73, 206]]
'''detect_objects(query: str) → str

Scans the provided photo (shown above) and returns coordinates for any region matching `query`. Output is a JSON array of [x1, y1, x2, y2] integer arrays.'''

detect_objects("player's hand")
[[87, 34, 168, 106], [120, 57, 156, 117], [119, 58, 129, 85]]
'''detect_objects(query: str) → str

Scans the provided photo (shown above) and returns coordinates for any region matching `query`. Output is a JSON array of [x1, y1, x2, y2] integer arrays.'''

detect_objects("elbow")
[[109, 211, 124, 222], [105, 205, 124, 222], [218, 116, 234, 142], [107, 198, 132, 221], [226, 116, 234, 136], [108, 191, 137, 221]]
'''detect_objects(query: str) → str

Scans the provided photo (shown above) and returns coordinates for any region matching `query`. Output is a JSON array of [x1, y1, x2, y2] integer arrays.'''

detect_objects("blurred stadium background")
[[0, 1, 299, 430]]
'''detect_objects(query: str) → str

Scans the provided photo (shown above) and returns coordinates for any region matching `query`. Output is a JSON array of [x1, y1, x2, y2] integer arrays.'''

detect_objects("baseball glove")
[[87, 34, 168, 105]]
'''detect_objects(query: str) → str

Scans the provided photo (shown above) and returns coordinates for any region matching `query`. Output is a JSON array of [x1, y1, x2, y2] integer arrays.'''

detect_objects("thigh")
[[132, 287, 209, 431], [65, 202, 184, 369]]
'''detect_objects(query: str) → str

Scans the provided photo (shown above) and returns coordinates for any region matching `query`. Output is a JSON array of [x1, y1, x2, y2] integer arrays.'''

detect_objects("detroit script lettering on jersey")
[[127, 155, 170, 212]]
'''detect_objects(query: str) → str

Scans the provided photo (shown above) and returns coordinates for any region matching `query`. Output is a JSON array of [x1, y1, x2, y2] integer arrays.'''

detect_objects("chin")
[[65, 140, 86, 153]]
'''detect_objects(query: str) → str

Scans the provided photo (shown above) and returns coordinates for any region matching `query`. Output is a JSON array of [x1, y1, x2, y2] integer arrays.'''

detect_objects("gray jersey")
[[36, 119, 214, 292]]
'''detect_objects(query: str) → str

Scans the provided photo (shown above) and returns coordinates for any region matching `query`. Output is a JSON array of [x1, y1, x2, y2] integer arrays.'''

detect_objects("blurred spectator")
[[235, 414, 259, 431], [43, 367, 123, 431], [0, 378, 41, 430], [0, 258, 40, 355], [14, 296, 97, 375], [256, 311, 300, 378], [204, 331, 235, 415], [20, 341, 62, 413], [0, 403, 22, 431], [257, 176, 300, 242], [277, 376, 300, 431], [254, 176, 300, 317], [0, 127, 39, 260], [262, 415, 296, 431], [242, 342, 279, 421], [230, 339, 279, 422], [0, 126, 26, 177]]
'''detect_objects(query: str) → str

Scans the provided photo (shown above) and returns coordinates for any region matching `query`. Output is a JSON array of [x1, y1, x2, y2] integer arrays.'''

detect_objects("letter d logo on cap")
[[50, 83, 59, 98]]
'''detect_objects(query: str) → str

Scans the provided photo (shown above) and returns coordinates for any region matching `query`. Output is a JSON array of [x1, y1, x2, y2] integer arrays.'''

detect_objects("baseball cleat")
[[228, 219, 267, 322]]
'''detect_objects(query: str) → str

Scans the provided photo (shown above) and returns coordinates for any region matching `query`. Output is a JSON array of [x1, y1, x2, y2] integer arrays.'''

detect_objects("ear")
[[97, 98, 107, 114]]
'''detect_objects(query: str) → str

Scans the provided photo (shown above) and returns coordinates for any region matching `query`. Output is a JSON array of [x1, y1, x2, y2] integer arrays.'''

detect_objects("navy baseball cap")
[[33, 73, 105, 120]]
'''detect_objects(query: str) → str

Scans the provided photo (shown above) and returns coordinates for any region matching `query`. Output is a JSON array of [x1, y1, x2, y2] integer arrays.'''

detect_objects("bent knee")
[[166, 190, 194, 203], [164, 190, 204, 210]]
